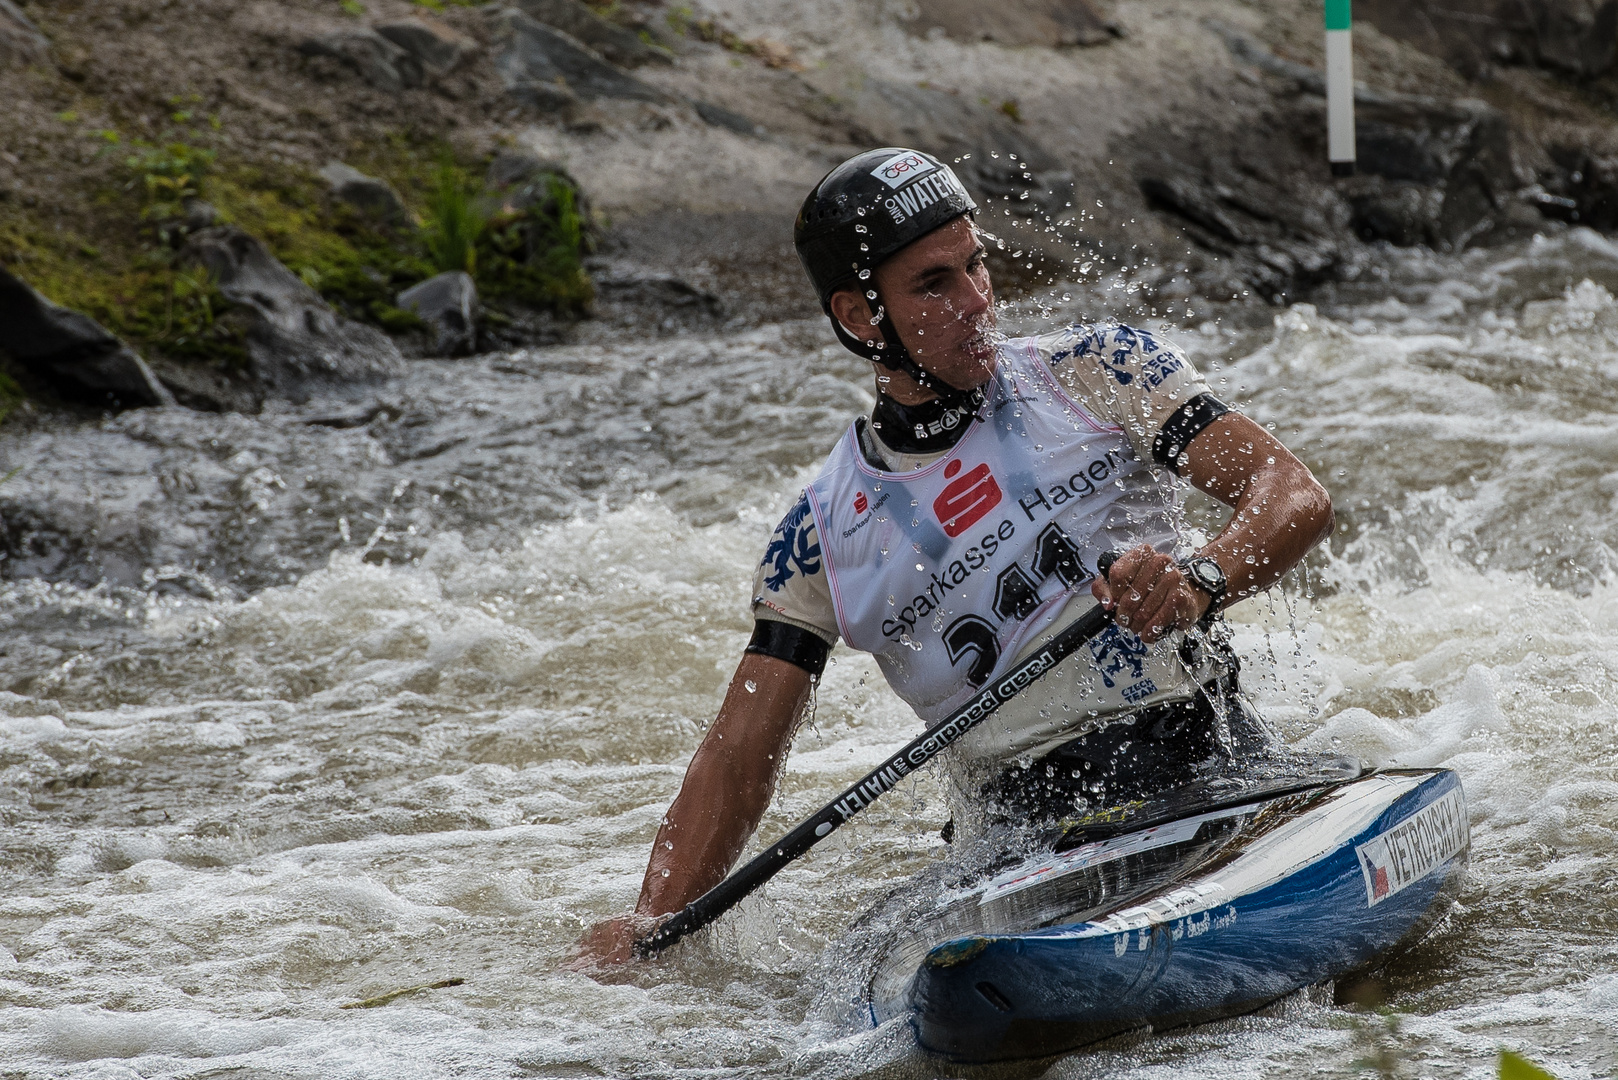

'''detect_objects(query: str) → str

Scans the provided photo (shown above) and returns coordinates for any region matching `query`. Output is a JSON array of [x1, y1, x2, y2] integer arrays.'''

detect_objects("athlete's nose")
[[950, 268, 992, 323]]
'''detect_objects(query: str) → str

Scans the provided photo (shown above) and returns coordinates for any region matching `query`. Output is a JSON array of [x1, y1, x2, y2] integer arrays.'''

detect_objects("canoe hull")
[[901, 769, 1468, 1062]]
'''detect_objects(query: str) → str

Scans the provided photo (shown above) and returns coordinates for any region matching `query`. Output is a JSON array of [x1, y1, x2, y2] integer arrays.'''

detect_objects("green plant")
[[0, 373, 23, 427], [478, 172, 594, 314], [422, 157, 487, 275], [209, 163, 433, 321], [371, 303, 426, 333], [125, 140, 216, 235], [1500, 1050, 1557, 1080]]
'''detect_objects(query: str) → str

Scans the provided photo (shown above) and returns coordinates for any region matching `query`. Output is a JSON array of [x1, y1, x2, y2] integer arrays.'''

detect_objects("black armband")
[[1152, 393, 1231, 473], [746, 619, 830, 678]]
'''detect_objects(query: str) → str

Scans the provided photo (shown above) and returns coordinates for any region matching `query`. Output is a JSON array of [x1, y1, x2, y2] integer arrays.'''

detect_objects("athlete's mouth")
[[963, 316, 999, 364]]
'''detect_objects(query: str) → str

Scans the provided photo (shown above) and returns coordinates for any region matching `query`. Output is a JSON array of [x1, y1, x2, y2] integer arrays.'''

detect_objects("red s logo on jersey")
[[933, 460, 1002, 537]]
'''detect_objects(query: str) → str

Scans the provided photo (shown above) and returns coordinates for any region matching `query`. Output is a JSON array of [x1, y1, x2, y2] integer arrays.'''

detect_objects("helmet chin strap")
[[827, 294, 981, 409]]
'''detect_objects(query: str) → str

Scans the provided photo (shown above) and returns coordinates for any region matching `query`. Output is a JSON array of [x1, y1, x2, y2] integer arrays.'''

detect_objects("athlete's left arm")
[[1095, 414, 1333, 642]]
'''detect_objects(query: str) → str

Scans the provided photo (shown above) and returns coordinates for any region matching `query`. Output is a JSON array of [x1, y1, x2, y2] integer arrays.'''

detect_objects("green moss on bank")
[[0, 209, 248, 371], [210, 163, 436, 329], [0, 130, 594, 405]]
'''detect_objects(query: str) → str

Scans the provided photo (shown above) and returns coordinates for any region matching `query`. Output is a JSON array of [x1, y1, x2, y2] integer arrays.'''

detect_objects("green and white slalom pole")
[[1326, 0, 1355, 176]]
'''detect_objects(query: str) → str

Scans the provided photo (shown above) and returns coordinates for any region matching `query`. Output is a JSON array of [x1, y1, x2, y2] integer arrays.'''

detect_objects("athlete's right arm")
[[570, 651, 813, 968]]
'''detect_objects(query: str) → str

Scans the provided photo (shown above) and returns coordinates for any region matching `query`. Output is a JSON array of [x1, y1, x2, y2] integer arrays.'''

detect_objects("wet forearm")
[[1185, 415, 1334, 607], [634, 653, 811, 917], [1201, 469, 1332, 605]]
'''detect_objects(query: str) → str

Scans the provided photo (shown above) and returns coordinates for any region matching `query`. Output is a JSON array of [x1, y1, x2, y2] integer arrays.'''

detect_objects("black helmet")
[[794, 148, 979, 402]]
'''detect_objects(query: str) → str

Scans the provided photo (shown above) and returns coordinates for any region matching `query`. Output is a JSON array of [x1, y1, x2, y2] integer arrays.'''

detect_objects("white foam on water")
[[3, 231, 1618, 1076]]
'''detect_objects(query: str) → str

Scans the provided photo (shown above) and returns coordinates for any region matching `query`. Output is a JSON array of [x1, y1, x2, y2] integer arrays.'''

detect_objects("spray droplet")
[[745, 680, 758, 693]]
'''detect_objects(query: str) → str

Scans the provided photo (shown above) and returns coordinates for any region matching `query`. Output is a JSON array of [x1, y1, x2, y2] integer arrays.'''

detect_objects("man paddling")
[[576, 147, 1333, 965]]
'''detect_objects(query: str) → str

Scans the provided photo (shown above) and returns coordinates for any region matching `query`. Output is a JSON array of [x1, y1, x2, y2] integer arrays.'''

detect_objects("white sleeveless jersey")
[[804, 337, 1200, 758]]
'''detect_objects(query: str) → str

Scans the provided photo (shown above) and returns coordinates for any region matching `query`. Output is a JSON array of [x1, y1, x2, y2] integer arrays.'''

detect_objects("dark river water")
[[1, 228, 1617, 1078]]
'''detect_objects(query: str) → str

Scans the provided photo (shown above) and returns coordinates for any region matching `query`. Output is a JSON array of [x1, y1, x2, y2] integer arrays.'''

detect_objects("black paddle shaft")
[[635, 555, 1120, 956]]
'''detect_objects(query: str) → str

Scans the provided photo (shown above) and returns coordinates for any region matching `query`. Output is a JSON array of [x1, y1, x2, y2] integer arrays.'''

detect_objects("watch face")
[[1190, 559, 1225, 592]]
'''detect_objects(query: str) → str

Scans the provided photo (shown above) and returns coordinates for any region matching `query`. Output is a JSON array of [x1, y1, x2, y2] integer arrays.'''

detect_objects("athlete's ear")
[[829, 288, 884, 346]]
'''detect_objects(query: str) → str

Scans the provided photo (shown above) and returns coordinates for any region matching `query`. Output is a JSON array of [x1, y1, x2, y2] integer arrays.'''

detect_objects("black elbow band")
[[1153, 393, 1231, 473], [746, 620, 830, 678]]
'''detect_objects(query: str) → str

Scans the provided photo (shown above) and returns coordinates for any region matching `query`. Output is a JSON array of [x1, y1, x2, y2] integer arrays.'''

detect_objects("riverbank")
[[3, 0, 1618, 424]]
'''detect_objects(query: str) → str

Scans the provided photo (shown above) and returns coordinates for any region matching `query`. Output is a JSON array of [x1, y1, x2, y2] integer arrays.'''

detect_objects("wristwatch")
[[1180, 556, 1228, 615]]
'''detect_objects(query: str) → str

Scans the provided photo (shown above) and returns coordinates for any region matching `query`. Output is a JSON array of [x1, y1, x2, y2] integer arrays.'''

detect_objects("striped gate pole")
[[1326, 0, 1355, 176]]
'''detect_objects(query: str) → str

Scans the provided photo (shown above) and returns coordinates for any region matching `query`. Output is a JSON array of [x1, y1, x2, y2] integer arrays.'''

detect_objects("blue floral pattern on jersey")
[[761, 495, 822, 592], [1087, 623, 1150, 689], [1049, 324, 1187, 390]]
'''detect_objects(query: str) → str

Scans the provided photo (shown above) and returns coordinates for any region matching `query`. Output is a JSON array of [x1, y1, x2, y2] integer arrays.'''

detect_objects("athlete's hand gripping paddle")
[[633, 553, 1122, 957]]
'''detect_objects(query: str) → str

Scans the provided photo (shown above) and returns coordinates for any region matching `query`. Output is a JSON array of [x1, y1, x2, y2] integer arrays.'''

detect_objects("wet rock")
[[483, 152, 591, 220], [319, 161, 411, 227], [690, 99, 766, 137], [0, 0, 48, 66], [398, 271, 478, 357], [491, 9, 666, 105], [144, 355, 263, 414], [1132, 100, 1352, 300], [896, 0, 1116, 46], [512, 0, 673, 67], [1356, 95, 1511, 247], [182, 199, 220, 233], [1358, 0, 1618, 79], [1357, 96, 1510, 187], [486, 151, 568, 192], [374, 17, 474, 74], [844, 79, 1075, 224], [1533, 0, 1618, 77], [180, 227, 403, 404], [593, 263, 723, 327], [1140, 176, 1252, 245], [298, 28, 424, 92], [1206, 19, 1324, 92], [1209, 24, 1513, 253], [0, 266, 174, 409], [147, 197, 224, 249], [1543, 147, 1618, 231], [1345, 182, 1443, 246]]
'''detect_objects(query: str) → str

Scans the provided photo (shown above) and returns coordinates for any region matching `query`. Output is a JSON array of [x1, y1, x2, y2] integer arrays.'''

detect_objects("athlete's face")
[[830, 217, 998, 397]]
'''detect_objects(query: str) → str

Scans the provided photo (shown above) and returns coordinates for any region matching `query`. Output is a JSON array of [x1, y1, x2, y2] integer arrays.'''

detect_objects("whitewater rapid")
[[2, 229, 1618, 1078]]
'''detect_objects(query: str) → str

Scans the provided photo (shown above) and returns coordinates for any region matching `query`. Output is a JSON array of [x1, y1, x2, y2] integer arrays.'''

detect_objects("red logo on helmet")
[[854, 491, 869, 514], [932, 460, 1002, 538], [882, 154, 926, 180]]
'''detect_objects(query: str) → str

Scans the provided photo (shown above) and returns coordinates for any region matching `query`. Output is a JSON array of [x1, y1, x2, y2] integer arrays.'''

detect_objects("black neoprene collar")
[[868, 388, 984, 455]]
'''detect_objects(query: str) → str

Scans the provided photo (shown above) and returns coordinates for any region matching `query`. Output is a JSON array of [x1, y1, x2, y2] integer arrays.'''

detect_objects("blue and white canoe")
[[863, 768, 1469, 1063]]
